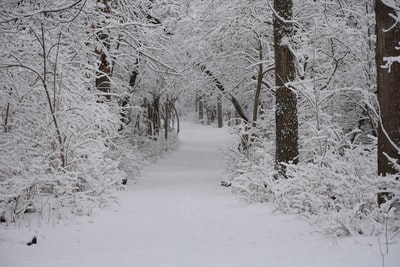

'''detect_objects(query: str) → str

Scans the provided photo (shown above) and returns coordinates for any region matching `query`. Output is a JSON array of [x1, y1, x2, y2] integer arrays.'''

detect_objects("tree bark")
[[273, 0, 299, 175], [169, 99, 180, 134], [198, 96, 204, 124], [164, 99, 169, 140], [376, 1, 400, 175], [195, 94, 199, 112], [217, 96, 223, 128], [252, 38, 264, 128], [95, 0, 111, 101], [4, 102, 10, 133]]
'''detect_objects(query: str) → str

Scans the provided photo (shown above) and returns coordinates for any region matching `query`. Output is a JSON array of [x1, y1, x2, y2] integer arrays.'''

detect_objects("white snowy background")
[[1, 1, 400, 266]]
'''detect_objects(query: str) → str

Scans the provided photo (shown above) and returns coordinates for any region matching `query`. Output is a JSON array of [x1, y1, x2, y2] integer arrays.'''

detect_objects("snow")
[[1, 122, 399, 267]]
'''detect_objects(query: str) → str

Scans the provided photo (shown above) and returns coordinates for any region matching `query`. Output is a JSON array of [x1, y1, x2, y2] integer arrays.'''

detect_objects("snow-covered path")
[[1, 123, 399, 267]]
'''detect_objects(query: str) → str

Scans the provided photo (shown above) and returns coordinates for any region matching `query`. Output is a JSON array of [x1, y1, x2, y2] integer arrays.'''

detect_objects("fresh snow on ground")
[[1, 122, 399, 267]]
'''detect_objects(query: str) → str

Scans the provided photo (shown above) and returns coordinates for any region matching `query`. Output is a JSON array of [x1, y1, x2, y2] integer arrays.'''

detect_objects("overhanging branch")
[[198, 64, 249, 123]]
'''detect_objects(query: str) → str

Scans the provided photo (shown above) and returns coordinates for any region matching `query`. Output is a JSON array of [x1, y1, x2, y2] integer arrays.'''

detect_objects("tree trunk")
[[207, 107, 215, 125], [150, 96, 161, 136], [169, 100, 180, 134], [164, 99, 169, 140], [95, 0, 111, 101], [273, 0, 299, 176], [375, 1, 400, 186], [243, 37, 264, 148], [252, 37, 263, 129], [4, 102, 10, 133], [198, 96, 204, 124], [217, 96, 223, 128], [195, 94, 199, 112]]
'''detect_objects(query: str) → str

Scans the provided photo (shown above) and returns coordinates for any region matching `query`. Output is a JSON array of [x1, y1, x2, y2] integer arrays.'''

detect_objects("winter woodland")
[[0, 0, 400, 260]]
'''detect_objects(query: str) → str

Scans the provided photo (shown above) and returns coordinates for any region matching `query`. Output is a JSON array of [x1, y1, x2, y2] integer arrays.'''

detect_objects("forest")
[[0, 0, 400, 241]]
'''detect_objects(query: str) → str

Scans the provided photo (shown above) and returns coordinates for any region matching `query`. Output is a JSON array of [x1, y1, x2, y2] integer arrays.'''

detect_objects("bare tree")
[[375, 0, 400, 175], [217, 96, 223, 128], [95, 0, 112, 101], [273, 0, 298, 175]]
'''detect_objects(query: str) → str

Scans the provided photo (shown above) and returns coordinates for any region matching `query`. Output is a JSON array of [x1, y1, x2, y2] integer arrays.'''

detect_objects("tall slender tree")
[[375, 0, 400, 177], [95, 0, 112, 101], [273, 0, 298, 175], [217, 96, 223, 128]]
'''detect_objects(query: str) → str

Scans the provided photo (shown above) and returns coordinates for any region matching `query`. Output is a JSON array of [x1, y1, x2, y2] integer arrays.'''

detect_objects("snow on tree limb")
[[382, 0, 400, 11], [381, 55, 400, 72]]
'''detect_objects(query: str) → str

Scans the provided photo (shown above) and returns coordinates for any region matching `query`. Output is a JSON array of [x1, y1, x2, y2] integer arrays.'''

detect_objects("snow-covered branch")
[[381, 55, 400, 72], [382, 0, 400, 32]]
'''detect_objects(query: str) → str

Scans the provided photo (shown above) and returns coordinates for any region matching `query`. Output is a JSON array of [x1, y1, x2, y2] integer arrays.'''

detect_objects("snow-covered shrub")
[[0, 96, 180, 224], [222, 117, 275, 202], [222, 63, 398, 236], [275, 140, 399, 236], [0, 84, 121, 220], [224, 125, 400, 236], [0, 17, 124, 224], [223, 146, 269, 202]]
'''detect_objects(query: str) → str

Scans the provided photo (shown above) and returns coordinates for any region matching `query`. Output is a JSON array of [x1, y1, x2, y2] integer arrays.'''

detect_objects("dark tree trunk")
[[95, 0, 112, 101], [195, 94, 199, 112], [198, 96, 204, 124], [273, 0, 299, 175], [150, 96, 161, 136], [118, 67, 138, 130], [207, 107, 215, 125], [146, 100, 153, 136], [164, 100, 169, 140], [252, 38, 263, 129], [217, 96, 223, 128], [4, 102, 10, 133], [375, 0, 400, 208]]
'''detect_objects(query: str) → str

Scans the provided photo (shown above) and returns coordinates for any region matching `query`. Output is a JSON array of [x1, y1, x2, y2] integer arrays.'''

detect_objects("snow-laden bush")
[[0, 91, 124, 222], [223, 82, 399, 236], [223, 131, 400, 236], [222, 123, 273, 202], [276, 142, 399, 236], [0, 121, 179, 224]]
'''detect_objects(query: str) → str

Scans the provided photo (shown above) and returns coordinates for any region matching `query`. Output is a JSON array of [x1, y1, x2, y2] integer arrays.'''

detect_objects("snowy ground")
[[1, 122, 399, 267]]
